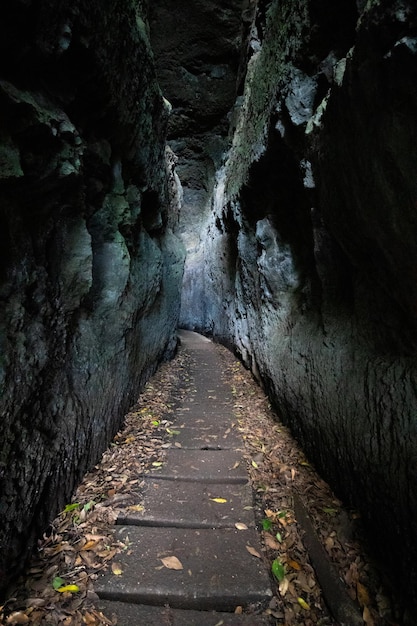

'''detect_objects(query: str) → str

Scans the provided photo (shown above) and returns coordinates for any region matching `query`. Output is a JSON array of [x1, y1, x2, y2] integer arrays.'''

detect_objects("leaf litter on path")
[[220, 344, 396, 626], [0, 352, 191, 625], [0, 344, 396, 625]]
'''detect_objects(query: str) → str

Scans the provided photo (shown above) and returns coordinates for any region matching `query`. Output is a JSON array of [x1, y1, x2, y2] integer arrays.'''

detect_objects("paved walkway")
[[95, 330, 272, 625]]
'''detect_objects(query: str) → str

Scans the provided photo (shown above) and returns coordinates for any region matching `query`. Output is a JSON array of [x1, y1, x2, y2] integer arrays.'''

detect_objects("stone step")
[[175, 404, 234, 418], [117, 479, 255, 529], [148, 449, 248, 483], [95, 332, 273, 623], [95, 526, 272, 611], [183, 386, 233, 408], [170, 410, 239, 432], [170, 423, 242, 450], [97, 601, 271, 626], [180, 374, 232, 388]]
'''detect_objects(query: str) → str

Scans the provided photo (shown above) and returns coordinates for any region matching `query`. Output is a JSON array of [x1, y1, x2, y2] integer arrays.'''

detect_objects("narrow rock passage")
[[96, 330, 273, 625], [2, 330, 389, 625]]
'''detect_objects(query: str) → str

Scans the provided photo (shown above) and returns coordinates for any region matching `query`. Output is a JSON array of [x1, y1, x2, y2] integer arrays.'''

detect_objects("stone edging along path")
[[95, 330, 273, 625]]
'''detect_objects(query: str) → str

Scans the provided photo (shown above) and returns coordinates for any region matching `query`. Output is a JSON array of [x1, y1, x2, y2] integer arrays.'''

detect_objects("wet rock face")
[[187, 0, 417, 613], [0, 0, 184, 593], [150, 0, 243, 136], [149, 0, 243, 329], [318, 4, 417, 332]]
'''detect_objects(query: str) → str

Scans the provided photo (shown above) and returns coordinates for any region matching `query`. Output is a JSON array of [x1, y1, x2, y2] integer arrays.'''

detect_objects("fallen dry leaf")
[[279, 577, 289, 596], [160, 556, 183, 571], [363, 606, 375, 626], [246, 545, 261, 558], [127, 504, 144, 512], [111, 563, 123, 576], [357, 581, 371, 607], [6, 613, 30, 625], [325, 536, 334, 552], [297, 597, 310, 610], [56, 584, 80, 593], [25, 598, 47, 608], [83, 610, 113, 625], [81, 540, 100, 551], [264, 533, 281, 550]]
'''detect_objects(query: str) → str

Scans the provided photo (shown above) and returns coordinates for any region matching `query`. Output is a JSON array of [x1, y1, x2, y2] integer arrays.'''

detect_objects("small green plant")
[[62, 502, 79, 514], [61, 500, 95, 524], [52, 576, 65, 590], [271, 559, 285, 582]]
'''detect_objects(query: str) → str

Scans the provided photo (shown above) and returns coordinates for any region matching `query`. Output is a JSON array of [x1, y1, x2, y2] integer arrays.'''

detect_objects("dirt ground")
[[0, 341, 398, 625]]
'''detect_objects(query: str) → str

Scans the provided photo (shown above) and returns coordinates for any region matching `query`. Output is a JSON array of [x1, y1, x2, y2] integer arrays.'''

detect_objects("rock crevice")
[[0, 0, 185, 594], [2, 0, 417, 618], [172, 0, 417, 615]]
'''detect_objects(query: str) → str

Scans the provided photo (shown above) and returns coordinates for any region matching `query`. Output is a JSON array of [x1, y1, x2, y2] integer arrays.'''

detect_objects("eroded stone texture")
[[149, 0, 244, 329], [0, 0, 184, 593], [186, 0, 417, 615]]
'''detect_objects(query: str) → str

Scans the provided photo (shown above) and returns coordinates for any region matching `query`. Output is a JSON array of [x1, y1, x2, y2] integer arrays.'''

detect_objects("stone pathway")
[[95, 330, 273, 625]]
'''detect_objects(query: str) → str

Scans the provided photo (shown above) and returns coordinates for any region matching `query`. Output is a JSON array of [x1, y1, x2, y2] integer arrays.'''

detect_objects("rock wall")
[[188, 0, 417, 615], [149, 0, 244, 328], [0, 0, 185, 594]]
